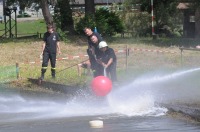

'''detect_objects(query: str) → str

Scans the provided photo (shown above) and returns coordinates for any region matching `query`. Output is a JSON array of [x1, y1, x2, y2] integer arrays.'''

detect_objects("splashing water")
[[108, 67, 200, 115], [133, 67, 200, 84], [0, 67, 199, 122]]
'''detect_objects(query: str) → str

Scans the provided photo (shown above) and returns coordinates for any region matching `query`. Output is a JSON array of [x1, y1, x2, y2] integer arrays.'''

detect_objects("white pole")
[[151, 0, 155, 35]]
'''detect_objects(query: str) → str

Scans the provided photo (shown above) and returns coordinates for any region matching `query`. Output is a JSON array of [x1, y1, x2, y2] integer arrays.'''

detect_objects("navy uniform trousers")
[[41, 52, 56, 78]]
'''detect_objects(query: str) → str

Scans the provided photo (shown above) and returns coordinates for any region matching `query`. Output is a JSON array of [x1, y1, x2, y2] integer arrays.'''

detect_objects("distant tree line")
[[5, 0, 200, 38]]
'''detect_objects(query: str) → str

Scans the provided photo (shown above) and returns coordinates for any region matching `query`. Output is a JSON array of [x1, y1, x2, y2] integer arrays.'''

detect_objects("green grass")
[[0, 65, 17, 83], [1, 25, 200, 88], [0, 19, 46, 37], [109, 36, 200, 48], [17, 20, 46, 35]]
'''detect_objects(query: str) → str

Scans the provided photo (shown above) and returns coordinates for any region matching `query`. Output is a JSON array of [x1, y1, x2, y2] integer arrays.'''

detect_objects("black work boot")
[[51, 68, 56, 79], [40, 68, 46, 80], [52, 73, 55, 79], [40, 74, 44, 80]]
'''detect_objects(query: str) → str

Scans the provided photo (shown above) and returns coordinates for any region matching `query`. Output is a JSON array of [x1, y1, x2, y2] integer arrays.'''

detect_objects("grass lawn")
[[0, 19, 46, 37], [0, 19, 200, 88], [1, 35, 200, 89]]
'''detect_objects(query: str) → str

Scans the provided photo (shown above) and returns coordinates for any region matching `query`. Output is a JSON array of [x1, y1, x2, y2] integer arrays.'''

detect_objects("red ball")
[[91, 76, 112, 96]]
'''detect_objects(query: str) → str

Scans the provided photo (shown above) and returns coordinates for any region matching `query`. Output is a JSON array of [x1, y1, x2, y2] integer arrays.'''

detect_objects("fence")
[[0, 32, 43, 39]]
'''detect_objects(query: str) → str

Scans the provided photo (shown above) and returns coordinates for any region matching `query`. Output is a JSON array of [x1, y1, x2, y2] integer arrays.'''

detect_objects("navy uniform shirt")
[[43, 32, 60, 54], [102, 47, 117, 64]]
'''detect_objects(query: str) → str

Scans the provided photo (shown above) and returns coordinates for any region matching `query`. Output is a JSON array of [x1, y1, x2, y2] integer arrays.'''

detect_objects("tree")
[[54, 0, 75, 34], [5, 0, 94, 35], [125, 0, 200, 38], [6, 0, 54, 25], [85, 0, 95, 15], [76, 8, 124, 36], [124, 0, 184, 37], [133, 0, 178, 31], [40, 0, 53, 25]]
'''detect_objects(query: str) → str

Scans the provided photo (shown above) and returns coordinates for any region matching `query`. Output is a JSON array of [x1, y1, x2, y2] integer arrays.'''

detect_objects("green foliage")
[[75, 14, 96, 35], [75, 8, 124, 36], [56, 28, 70, 42], [124, 12, 151, 37], [123, 0, 183, 37], [153, 1, 183, 37], [55, 0, 74, 31], [53, 0, 74, 40], [95, 8, 124, 36]]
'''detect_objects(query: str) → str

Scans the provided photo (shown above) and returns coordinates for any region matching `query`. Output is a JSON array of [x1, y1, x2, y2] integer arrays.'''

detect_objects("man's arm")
[[41, 42, 46, 55], [56, 32, 61, 55], [41, 32, 47, 56], [104, 58, 113, 68], [57, 41, 61, 55], [102, 48, 115, 68]]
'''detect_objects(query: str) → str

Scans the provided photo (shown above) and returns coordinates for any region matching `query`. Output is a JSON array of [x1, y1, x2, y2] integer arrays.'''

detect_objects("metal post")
[[3, 0, 5, 16], [14, 9, 17, 38], [126, 45, 129, 72], [16, 63, 19, 79], [181, 49, 183, 66], [9, 13, 11, 38], [3, 0, 7, 37]]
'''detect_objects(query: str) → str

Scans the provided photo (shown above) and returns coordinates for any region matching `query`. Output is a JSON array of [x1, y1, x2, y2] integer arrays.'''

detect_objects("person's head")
[[84, 27, 93, 36], [99, 41, 108, 52], [90, 34, 99, 44], [47, 25, 54, 33]]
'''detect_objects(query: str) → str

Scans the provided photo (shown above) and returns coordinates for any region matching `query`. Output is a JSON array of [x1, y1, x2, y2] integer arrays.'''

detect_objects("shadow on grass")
[[28, 78, 83, 94]]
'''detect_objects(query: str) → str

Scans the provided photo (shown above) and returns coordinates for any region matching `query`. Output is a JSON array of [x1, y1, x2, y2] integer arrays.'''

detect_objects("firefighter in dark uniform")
[[84, 27, 103, 77], [40, 25, 61, 80], [98, 41, 117, 82]]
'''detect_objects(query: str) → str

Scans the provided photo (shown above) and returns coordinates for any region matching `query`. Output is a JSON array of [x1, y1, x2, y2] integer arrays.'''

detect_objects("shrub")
[[124, 11, 151, 37], [75, 14, 96, 35], [75, 8, 124, 36]]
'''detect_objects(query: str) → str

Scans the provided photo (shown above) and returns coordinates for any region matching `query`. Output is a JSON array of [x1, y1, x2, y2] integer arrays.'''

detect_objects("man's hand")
[[97, 59, 108, 68], [40, 52, 43, 60], [58, 50, 61, 55], [103, 63, 108, 68], [97, 59, 103, 64]]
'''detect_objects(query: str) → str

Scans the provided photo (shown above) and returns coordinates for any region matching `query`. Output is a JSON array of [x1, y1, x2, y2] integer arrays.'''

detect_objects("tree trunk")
[[85, 0, 95, 15], [59, 0, 75, 34], [40, 0, 53, 25], [195, 8, 200, 38]]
